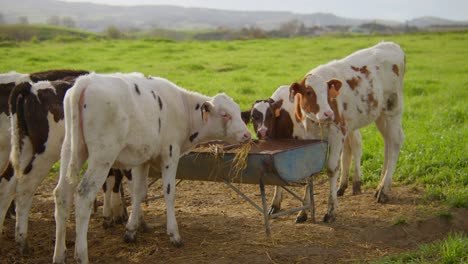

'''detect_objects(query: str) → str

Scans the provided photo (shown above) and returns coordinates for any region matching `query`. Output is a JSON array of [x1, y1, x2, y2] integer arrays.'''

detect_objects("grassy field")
[[1, 31, 467, 262]]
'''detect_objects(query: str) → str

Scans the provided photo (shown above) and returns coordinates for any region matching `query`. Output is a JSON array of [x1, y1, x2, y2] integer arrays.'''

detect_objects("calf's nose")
[[256, 128, 267, 139], [323, 110, 334, 120], [243, 131, 252, 142]]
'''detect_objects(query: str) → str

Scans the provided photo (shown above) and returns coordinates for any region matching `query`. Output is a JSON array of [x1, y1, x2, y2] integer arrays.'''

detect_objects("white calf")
[[290, 42, 405, 221], [53, 73, 251, 263]]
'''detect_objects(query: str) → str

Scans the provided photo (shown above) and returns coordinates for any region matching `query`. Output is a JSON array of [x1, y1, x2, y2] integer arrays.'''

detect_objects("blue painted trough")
[[176, 139, 328, 235], [177, 139, 327, 185]]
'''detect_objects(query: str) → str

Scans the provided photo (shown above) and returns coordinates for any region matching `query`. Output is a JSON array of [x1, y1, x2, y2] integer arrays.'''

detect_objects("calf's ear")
[[271, 99, 283, 118], [241, 110, 251, 124], [201, 101, 214, 122], [289, 82, 301, 103], [294, 94, 304, 122], [327, 79, 342, 98]]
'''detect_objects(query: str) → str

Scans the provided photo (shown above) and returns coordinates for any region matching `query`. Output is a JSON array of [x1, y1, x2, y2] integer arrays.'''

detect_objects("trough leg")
[[308, 177, 315, 224], [258, 177, 271, 237]]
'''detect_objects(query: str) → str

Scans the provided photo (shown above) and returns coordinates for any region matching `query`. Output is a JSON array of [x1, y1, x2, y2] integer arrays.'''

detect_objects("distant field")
[[0, 24, 100, 41], [0, 30, 466, 262]]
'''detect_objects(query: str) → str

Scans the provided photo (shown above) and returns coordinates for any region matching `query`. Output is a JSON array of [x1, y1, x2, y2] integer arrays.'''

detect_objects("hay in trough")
[[192, 141, 252, 182], [230, 142, 251, 180]]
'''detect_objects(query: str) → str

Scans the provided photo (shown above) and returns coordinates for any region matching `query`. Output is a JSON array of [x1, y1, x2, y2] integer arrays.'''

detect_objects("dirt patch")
[[1, 175, 467, 263]]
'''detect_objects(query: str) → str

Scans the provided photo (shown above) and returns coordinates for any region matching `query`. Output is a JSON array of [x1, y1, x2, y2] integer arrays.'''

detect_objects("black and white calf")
[[243, 85, 363, 222], [0, 70, 88, 238], [2, 72, 134, 255], [53, 73, 251, 263]]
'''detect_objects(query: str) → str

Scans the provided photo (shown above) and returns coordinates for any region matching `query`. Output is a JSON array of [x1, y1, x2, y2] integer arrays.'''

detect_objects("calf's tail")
[[63, 76, 89, 185], [9, 82, 32, 176]]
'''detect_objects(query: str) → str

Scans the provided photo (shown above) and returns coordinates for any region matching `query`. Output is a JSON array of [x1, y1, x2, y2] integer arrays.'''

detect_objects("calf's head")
[[242, 99, 283, 140], [199, 93, 251, 143], [289, 76, 342, 123]]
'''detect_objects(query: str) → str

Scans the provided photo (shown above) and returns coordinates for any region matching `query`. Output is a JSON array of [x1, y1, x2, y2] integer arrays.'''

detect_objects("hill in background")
[[1, 0, 467, 33]]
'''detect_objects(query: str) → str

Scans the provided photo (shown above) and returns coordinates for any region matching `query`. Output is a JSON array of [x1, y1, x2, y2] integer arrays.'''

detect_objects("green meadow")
[[1, 30, 467, 262]]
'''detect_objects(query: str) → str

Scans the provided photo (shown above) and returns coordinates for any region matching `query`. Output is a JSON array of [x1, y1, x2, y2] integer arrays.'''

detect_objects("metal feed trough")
[[176, 139, 328, 235]]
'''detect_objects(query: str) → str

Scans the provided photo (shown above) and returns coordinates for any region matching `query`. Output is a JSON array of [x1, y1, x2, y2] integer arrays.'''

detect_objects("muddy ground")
[[1, 175, 467, 263]]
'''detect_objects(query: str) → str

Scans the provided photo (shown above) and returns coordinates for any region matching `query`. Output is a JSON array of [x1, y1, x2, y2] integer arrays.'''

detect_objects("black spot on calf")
[[29, 69, 89, 82], [151, 90, 156, 100], [189, 132, 199, 142], [0, 162, 14, 182], [158, 96, 163, 110], [166, 184, 171, 194], [169, 145, 172, 157], [0, 82, 16, 115], [158, 118, 161, 133], [134, 84, 141, 95], [195, 103, 200, 110]]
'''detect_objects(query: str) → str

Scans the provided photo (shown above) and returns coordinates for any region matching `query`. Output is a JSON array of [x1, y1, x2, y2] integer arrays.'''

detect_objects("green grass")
[[1, 30, 466, 263], [1, 32, 466, 204], [372, 232, 468, 264]]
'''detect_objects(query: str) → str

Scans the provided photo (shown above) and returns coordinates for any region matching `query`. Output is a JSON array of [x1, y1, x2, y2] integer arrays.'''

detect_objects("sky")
[[62, 0, 468, 22]]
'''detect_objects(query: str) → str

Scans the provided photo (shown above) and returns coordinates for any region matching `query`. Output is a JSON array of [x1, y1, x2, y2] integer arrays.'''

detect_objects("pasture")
[[0, 31, 467, 263]]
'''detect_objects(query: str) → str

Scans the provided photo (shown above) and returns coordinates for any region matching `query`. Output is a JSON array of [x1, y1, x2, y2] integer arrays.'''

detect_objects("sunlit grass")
[[2, 30, 467, 264]]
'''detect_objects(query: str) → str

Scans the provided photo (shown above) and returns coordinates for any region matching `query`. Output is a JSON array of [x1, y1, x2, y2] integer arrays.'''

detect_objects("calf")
[[0, 70, 88, 235], [243, 85, 362, 223], [3, 73, 132, 255], [289, 42, 405, 221], [53, 73, 251, 263]]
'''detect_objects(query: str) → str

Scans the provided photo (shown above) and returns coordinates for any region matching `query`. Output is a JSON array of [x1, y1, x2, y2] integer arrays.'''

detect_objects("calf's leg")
[[268, 186, 283, 215]]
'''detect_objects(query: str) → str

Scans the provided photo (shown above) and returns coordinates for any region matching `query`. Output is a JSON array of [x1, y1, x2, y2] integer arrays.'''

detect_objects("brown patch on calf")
[[327, 80, 347, 135], [351, 65, 371, 79], [290, 77, 320, 121], [343, 102, 348, 111], [360, 66, 371, 79], [346, 77, 361, 91], [392, 64, 400, 76], [368, 92, 379, 109], [269, 99, 294, 138]]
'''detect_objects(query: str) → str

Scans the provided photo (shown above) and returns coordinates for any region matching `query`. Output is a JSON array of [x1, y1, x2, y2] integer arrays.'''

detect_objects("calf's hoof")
[[295, 213, 308, 223], [268, 205, 280, 215], [323, 213, 336, 223], [53, 251, 67, 264], [113, 215, 126, 225], [102, 217, 114, 229], [337, 187, 346, 197], [139, 220, 151, 233], [352, 182, 362, 195], [18, 240, 30, 256], [169, 233, 183, 248], [123, 229, 137, 243], [375, 190, 389, 203]]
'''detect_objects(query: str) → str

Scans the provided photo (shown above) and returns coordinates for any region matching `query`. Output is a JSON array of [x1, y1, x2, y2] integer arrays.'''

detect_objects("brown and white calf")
[[242, 85, 363, 223], [289, 42, 405, 222], [0, 70, 88, 237], [53, 73, 251, 263]]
